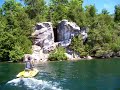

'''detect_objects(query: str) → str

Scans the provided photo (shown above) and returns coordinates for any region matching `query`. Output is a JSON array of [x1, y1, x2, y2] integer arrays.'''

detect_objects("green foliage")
[[85, 5, 97, 28], [68, 3, 120, 58], [69, 35, 88, 57], [102, 9, 109, 15], [9, 45, 24, 62], [110, 37, 120, 52], [48, 47, 67, 61], [23, 0, 47, 22], [87, 14, 120, 57], [85, 5, 96, 18], [114, 4, 120, 22], [68, 0, 85, 26], [0, 0, 32, 61], [49, 0, 69, 26]]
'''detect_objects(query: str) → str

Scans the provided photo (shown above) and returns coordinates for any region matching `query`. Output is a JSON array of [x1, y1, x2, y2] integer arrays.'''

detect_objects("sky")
[[83, 0, 120, 14], [0, 0, 120, 14]]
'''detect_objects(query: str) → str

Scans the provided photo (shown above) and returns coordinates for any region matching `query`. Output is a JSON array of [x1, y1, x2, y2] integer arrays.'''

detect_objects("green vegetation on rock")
[[69, 35, 88, 57], [48, 47, 67, 61]]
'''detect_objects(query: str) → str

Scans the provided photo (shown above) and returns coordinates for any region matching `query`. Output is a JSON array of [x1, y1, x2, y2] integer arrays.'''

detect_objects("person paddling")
[[25, 55, 34, 71]]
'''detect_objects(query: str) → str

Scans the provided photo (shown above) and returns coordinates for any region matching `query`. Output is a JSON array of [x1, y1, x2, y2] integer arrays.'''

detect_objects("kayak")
[[16, 68, 39, 78]]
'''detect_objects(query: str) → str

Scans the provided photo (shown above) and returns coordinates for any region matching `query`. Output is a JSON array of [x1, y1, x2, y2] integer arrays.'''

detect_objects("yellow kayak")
[[16, 68, 39, 78]]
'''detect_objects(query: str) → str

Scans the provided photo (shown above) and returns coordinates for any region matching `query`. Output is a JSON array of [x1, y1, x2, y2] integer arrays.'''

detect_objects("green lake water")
[[1, 58, 120, 90]]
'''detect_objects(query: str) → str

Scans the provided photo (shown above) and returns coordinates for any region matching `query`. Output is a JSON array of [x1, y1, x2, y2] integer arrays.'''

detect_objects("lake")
[[0, 58, 120, 90]]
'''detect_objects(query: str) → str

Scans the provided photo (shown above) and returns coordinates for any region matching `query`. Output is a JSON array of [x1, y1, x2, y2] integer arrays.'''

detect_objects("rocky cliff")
[[32, 22, 55, 53], [24, 20, 88, 62], [57, 20, 88, 47], [26, 22, 56, 62]]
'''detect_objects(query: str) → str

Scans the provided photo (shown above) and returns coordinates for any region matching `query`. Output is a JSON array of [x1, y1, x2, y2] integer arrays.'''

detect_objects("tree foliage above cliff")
[[22, 0, 48, 22], [114, 4, 120, 23], [0, 0, 120, 61]]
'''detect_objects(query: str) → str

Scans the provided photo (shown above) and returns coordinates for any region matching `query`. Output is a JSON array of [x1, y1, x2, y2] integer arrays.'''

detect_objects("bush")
[[9, 46, 24, 62], [48, 47, 67, 61]]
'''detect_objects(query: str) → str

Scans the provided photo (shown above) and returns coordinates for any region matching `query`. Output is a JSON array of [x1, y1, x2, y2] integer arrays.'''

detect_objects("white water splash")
[[6, 78, 62, 90]]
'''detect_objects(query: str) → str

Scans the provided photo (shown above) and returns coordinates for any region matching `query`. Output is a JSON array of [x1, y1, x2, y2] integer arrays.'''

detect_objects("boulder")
[[32, 22, 55, 52], [27, 22, 56, 62], [86, 56, 93, 60], [31, 45, 41, 61], [57, 20, 88, 47], [64, 53, 72, 60], [57, 20, 80, 42], [116, 51, 120, 57], [80, 27, 88, 42], [32, 45, 41, 52]]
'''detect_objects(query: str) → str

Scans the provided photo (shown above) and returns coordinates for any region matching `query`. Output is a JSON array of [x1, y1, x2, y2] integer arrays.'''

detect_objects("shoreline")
[[1, 56, 120, 64]]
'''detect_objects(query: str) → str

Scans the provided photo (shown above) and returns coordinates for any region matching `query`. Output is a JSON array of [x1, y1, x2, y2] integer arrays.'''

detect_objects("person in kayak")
[[25, 56, 34, 71]]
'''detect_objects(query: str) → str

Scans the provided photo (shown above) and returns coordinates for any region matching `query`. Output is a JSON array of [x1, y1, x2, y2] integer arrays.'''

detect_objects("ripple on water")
[[5, 78, 63, 90]]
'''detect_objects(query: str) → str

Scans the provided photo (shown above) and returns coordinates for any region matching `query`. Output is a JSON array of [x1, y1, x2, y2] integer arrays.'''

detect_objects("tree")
[[102, 9, 109, 15], [69, 35, 87, 57], [85, 5, 97, 28], [85, 5, 96, 17], [22, 0, 47, 22], [68, 0, 85, 27], [114, 4, 120, 22], [49, 0, 69, 26], [0, 0, 32, 61]]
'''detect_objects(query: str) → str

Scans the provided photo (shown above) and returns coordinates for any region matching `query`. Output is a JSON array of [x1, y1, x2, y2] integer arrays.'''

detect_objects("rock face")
[[32, 22, 55, 52], [57, 20, 88, 47], [86, 56, 93, 60], [24, 20, 88, 62], [80, 27, 88, 42], [31, 22, 56, 62]]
